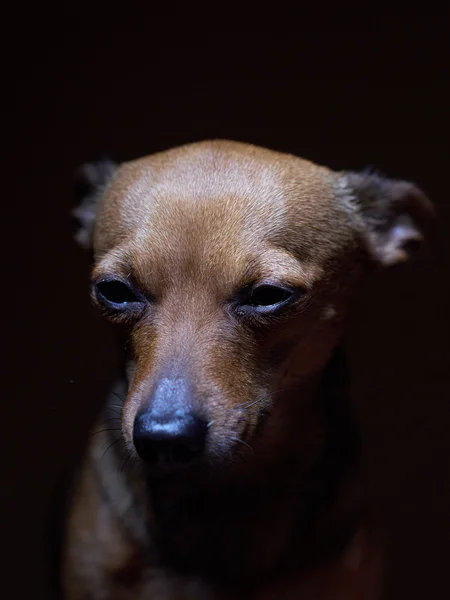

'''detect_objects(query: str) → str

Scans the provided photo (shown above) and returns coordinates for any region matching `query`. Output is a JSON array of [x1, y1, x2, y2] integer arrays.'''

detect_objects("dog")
[[62, 140, 433, 599]]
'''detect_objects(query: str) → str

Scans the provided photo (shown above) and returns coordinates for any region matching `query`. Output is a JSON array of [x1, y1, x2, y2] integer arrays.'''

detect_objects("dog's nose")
[[133, 408, 207, 470]]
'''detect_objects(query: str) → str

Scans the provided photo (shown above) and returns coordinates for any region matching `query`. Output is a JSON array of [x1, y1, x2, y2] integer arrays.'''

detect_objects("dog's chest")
[[126, 530, 378, 600], [125, 494, 378, 600]]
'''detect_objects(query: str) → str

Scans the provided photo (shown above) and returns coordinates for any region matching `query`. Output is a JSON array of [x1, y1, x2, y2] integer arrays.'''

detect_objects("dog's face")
[[75, 141, 433, 475]]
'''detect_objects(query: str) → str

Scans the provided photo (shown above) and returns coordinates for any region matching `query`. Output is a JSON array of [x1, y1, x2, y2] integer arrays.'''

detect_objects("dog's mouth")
[[136, 438, 208, 478]]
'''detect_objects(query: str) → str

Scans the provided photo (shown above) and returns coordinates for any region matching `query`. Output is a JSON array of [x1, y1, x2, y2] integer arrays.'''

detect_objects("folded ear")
[[72, 158, 118, 250], [340, 170, 435, 266]]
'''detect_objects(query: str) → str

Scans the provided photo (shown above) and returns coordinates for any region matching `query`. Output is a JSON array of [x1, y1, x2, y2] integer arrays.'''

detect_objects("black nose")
[[133, 408, 207, 470]]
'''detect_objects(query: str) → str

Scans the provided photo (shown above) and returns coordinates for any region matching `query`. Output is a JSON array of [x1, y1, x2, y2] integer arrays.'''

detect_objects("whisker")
[[105, 407, 123, 417], [112, 392, 125, 402], [118, 448, 134, 477], [101, 437, 122, 460], [236, 384, 302, 410], [99, 433, 121, 449], [92, 428, 122, 436], [235, 389, 281, 410], [240, 398, 266, 410], [238, 453, 248, 465], [229, 437, 254, 453], [125, 452, 135, 474], [206, 420, 215, 428], [117, 449, 127, 475]]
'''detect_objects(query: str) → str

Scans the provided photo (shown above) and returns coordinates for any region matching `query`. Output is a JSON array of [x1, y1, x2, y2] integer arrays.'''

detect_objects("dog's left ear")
[[72, 158, 118, 250], [340, 171, 435, 266]]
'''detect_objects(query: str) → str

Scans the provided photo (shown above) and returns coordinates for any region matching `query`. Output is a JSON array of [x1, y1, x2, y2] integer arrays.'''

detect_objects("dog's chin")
[[137, 444, 250, 482], [140, 460, 205, 480]]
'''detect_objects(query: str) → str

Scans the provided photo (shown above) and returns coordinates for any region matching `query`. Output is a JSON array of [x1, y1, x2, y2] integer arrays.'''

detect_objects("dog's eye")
[[95, 279, 140, 307], [248, 285, 294, 308]]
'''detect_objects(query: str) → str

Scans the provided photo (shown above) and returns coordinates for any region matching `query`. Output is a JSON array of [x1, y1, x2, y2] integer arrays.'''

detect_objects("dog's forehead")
[[94, 142, 352, 287], [96, 142, 341, 241]]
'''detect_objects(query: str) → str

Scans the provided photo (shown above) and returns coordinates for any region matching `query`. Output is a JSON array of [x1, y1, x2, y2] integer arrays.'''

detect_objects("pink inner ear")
[[391, 219, 424, 248], [379, 217, 424, 266]]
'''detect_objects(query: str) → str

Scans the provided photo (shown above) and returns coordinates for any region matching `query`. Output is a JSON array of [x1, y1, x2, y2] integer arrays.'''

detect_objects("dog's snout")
[[132, 377, 207, 471], [133, 408, 207, 469]]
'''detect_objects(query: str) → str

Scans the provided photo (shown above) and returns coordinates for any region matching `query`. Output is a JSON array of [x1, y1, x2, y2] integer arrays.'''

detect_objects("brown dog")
[[63, 140, 433, 599]]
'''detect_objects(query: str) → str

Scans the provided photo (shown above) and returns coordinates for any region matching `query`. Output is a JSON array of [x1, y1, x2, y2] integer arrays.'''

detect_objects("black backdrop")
[[4, 11, 450, 600]]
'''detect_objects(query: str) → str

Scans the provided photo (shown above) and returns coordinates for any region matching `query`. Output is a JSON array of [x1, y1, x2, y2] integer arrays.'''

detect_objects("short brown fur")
[[64, 140, 433, 599]]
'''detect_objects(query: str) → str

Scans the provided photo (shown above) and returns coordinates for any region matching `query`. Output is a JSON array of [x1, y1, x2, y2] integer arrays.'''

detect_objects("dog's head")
[[74, 141, 433, 476]]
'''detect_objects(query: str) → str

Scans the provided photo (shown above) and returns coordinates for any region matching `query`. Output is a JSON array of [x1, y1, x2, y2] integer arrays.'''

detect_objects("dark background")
[[4, 10, 449, 599]]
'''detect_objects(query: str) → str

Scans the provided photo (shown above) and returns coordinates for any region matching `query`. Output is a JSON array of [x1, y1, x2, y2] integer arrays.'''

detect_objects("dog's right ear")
[[72, 159, 118, 250]]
